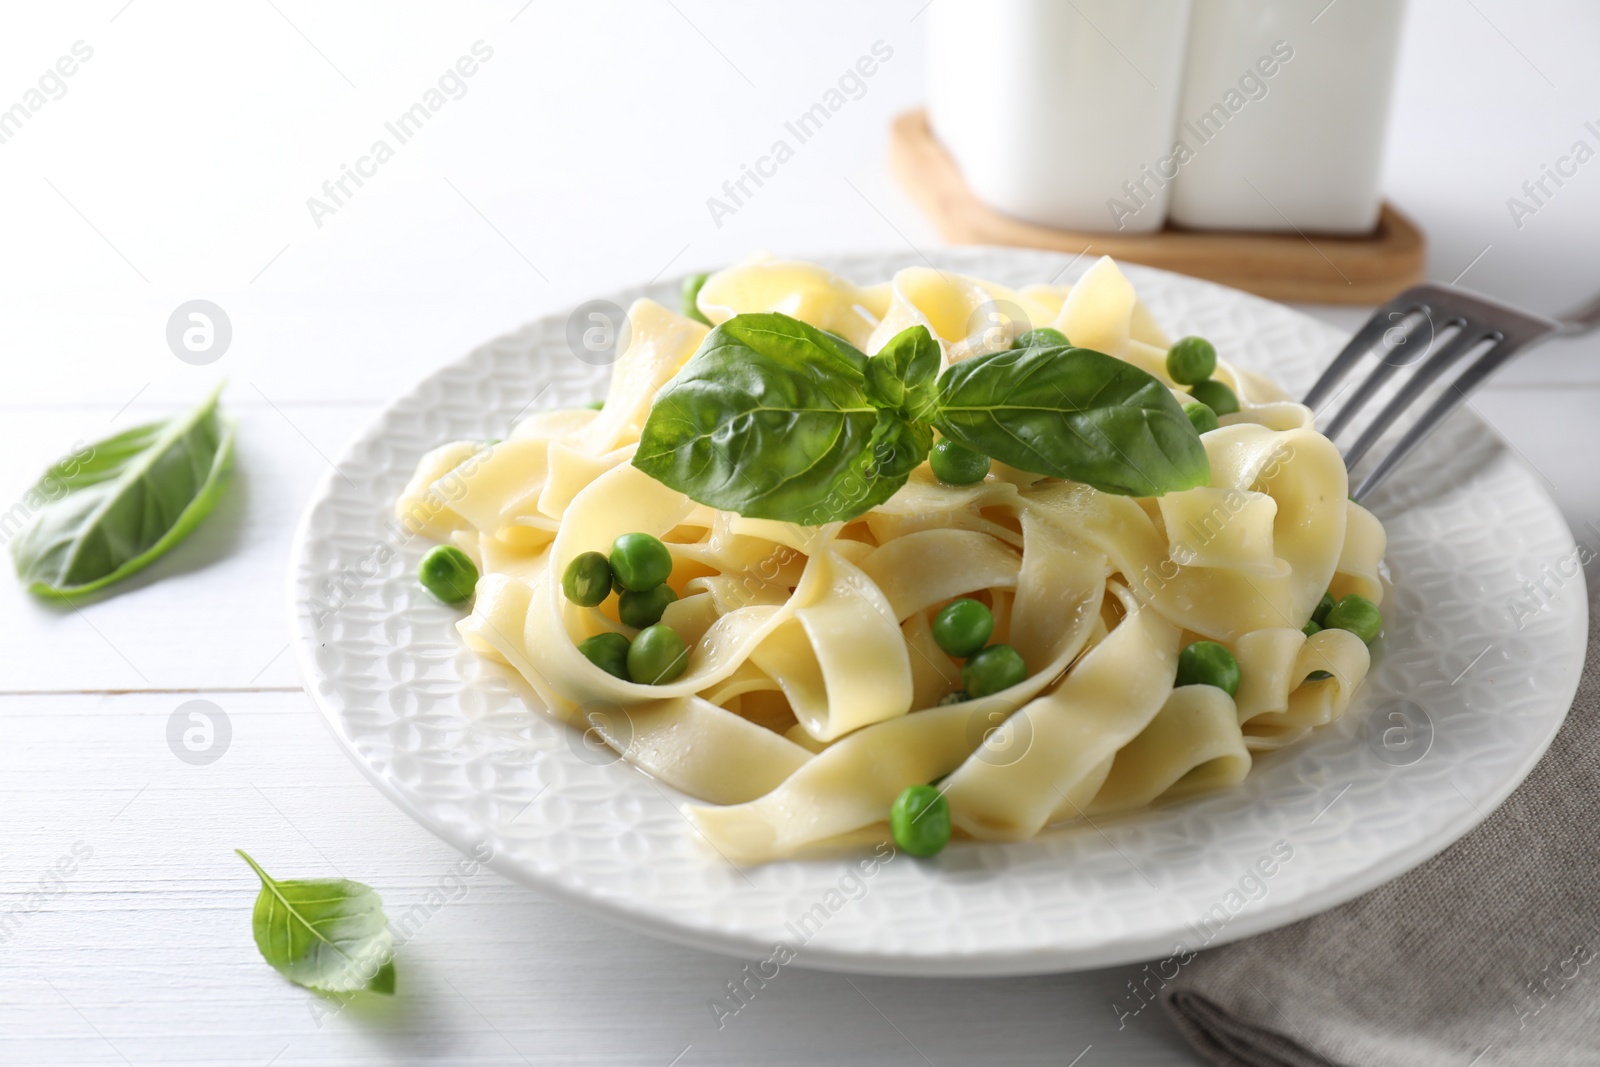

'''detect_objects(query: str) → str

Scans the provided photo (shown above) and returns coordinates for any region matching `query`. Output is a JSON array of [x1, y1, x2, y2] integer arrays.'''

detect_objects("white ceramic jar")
[[927, 0, 1194, 234], [1166, 0, 1408, 233]]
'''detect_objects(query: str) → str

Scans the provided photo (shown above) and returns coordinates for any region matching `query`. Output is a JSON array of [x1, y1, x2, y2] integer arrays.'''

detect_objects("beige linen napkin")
[[1163, 576, 1600, 1067]]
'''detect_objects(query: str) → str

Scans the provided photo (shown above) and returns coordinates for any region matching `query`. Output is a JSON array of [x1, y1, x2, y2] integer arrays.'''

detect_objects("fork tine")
[[1352, 334, 1524, 500], [1301, 291, 1428, 410], [1339, 324, 1495, 468], [1320, 313, 1453, 438], [1318, 283, 1569, 501]]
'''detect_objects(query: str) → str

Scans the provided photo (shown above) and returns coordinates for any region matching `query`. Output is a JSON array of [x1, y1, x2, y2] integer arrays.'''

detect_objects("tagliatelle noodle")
[[1088, 685, 1253, 814]]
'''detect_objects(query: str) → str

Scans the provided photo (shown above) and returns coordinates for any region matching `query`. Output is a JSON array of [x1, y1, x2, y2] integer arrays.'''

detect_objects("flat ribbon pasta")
[[1089, 685, 1252, 814], [748, 550, 913, 742]]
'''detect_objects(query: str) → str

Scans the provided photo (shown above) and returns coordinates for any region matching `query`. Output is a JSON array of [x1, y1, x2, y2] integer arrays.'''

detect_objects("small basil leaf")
[[865, 324, 941, 421], [932, 345, 1209, 496], [681, 272, 712, 325], [634, 313, 915, 524], [237, 850, 396, 995], [10, 384, 234, 598], [866, 409, 934, 485]]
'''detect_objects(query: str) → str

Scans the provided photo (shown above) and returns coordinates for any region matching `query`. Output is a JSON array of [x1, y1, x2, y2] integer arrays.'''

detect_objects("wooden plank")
[[889, 109, 1426, 305]]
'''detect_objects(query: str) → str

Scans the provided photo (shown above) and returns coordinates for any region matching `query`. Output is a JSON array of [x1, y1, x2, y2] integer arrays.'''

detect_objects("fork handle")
[[1556, 290, 1600, 336]]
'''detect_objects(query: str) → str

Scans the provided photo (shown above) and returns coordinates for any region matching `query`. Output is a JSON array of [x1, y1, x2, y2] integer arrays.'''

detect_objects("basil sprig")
[[635, 314, 1208, 524]]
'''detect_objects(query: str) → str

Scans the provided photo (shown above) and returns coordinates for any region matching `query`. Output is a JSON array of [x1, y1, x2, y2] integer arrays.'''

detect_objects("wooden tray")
[[889, 109, 1424, 305]]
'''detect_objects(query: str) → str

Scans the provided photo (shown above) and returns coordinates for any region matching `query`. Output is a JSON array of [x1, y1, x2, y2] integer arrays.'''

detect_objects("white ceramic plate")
[[289, 248, 1587, 977]]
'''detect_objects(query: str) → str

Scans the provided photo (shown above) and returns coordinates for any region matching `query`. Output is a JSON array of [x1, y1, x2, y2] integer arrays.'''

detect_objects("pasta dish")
[[396, 255, 1386, 863]]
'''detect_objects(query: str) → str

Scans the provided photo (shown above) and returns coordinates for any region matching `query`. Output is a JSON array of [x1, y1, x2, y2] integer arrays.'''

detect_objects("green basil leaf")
[[368, 959, 398, 995], [864, 324, 941, 421], [932, 345, 1209, 496], [634, 313, 924, 524], [10, 385, 235, 598], [719, 311, 868, 374], [867, 408, 934, 485], [681, 272, 712, 326], [237, 850, 395, 995]]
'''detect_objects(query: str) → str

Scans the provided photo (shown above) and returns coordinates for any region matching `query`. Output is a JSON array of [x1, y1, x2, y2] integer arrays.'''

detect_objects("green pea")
[[1312, 592, 1336, 627], [931, 598, 994, 658], [1012, 327, 1069, 351], [585, 399, 605, 411], [1166, 336, 1218, 385], [1303, 619, 1323, 638], [1184, 401, 1219, 435], [936, 690, 969, 706], [627, 623, 688, 684], [417, 545, 478, 605], [1305, 670, 1334, 682], [681, 272, 711, 325], [610, 532, 673, 591], [562, 551, 614, 607], [889, 784, 951, 857], [930, 437, 991, 485], [1324, 594, 1381, 644], [619, 584, 678, 629], [1189, 379, 1239, 416], [578, 631, 631, 681], [962, 644, 1027, 698], [1175, 641, 1241, 697]]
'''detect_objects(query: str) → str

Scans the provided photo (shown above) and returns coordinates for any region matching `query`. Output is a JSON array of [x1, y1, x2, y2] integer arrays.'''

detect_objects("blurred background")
[[2, 2, 1597, 1064], [7, 1, 1599, 417]]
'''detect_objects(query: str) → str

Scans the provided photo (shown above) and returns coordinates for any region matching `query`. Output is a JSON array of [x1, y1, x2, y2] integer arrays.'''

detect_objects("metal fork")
[[1302, 283, 1600, 500]]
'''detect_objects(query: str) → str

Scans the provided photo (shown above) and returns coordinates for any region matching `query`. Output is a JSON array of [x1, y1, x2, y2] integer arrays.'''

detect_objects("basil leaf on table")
[[932, 344, 1209, 496], [634, 313, 929, 524], [10, 385, 235, 597], [237, 850, 396, 995]]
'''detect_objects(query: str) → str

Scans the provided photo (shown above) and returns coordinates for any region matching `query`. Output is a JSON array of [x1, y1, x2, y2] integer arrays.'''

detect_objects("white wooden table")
[[2, 2, 1597, 1063]]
